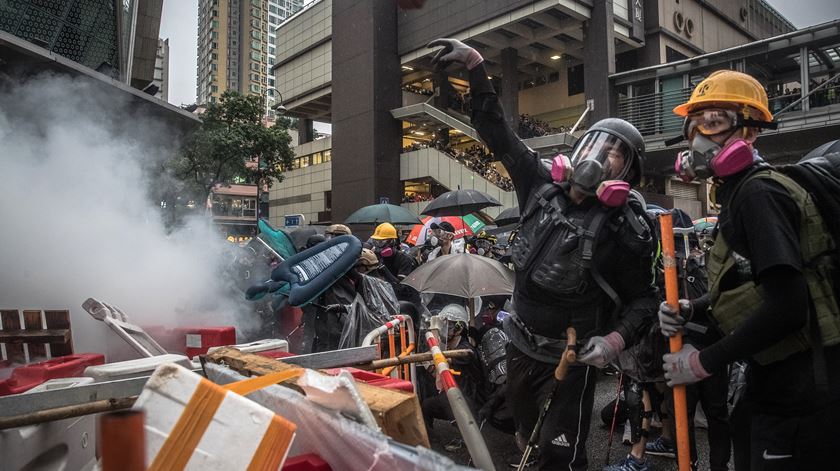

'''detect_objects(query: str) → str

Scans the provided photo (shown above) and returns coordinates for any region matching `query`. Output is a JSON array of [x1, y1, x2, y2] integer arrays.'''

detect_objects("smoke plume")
[[0, 73, 257, 358]]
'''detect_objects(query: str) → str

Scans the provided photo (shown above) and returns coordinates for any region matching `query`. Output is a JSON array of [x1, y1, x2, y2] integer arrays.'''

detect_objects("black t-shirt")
[[382, 250, 414, 279], [704, 171, 840, 413]]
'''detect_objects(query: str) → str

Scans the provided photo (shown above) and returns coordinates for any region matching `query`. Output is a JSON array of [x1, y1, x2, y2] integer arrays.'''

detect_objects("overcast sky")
[[159, 0, 840, 107]]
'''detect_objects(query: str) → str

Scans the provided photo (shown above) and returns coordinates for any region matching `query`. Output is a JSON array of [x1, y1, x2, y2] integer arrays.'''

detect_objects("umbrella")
[[344, 203, 422, 225], [405, 215, 485, 245], [421, 189, 502, 217], [401, 253, 514, 299], [802, 139, 840, 161], [493, 207, 520, 226], [693, 217, 717, 233]]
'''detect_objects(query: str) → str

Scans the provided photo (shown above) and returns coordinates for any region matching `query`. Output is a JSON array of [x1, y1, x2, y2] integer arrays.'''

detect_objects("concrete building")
[[268, 0, 794, 227], [195, 0, 303, 106], [153, 37, 169, 101], [0, 0, 166, 93]]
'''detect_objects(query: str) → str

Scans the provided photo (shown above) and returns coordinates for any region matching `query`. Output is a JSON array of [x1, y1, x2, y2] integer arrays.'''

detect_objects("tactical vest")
[[707, 169, 840, 365]]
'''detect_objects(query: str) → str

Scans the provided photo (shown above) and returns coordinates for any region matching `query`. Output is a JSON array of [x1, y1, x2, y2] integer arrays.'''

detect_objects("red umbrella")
[[405, 215, 485, 245]]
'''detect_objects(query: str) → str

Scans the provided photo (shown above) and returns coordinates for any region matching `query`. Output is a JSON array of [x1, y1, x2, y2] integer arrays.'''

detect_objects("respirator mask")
[[373, 239, 394, 258], [555, 131, 634, 207], [673, 109, 772, 181]]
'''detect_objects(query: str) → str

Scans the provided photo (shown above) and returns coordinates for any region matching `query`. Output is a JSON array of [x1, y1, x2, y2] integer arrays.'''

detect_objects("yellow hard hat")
[[674, 70, 773, 122], [371, 222, 398, 240]]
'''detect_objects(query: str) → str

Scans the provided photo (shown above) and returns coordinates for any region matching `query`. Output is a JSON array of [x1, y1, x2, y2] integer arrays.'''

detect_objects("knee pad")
[[625, 381, 652, 444]]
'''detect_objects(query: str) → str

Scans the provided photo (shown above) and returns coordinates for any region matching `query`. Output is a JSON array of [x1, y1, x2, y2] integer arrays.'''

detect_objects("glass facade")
[[0, 0, 122, 77]]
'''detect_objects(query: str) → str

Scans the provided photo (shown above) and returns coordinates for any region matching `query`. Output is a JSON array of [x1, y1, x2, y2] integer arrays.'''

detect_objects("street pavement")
[[429, 370, 727, 470]]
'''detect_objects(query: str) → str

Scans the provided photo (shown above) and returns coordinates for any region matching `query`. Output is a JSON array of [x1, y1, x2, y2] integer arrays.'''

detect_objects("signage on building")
[[379, 196, 390, 204], [284, 214, 305, 228], [631, 0, 645, 43]]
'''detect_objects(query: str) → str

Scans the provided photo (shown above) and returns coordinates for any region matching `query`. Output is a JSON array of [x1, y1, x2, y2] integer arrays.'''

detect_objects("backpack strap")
[[520, 182, 563, 223]]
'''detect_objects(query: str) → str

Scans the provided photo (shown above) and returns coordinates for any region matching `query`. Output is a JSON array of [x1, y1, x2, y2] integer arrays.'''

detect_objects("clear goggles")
[[682, 108, 777, 141], [569, 131, 633, 181]]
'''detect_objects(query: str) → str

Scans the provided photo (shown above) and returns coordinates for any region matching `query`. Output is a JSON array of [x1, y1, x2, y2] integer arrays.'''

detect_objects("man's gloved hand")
[[577, 332, 625, 369], [427, 38, 484, 70], [663, 344, 710, 387], [658, 299, 692, 337]]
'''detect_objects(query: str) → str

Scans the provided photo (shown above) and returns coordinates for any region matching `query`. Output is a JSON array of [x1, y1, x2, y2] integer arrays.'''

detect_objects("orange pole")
[[388, 328, 397, 378], [399, 323, 409, 380], [660, 212, 691, 471], [381, 343, 416, 377], [99, 410, 146, 471]]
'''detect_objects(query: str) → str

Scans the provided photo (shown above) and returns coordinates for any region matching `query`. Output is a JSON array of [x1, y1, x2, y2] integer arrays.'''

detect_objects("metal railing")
[[617, 88, 692, 137]]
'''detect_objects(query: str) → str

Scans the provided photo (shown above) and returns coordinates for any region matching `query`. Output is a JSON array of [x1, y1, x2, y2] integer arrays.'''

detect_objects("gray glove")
[[427, 38, 484, 70], [658, 299, 692, 337], [577, 332, 625, 369], [663, 344, 710, 386]]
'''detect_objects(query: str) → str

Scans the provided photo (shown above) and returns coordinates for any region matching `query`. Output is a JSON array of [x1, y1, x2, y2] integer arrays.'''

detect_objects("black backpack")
[[778, 152, 840, 256]]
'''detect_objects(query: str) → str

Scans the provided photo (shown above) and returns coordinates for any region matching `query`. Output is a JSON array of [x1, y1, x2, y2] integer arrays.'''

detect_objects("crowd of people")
[[402, 140, 515, 191], [517, 113, 572, 138], [248, 39, 840, 471]]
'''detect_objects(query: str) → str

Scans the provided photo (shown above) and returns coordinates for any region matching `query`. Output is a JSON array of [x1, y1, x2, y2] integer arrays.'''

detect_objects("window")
[[269, 16, 278, 25], [251, 8, 261, 18], [251, 30, 261, 40], [251, 51, 262, 61], [323, 150, 331, 162], [250, 83, 261, 93], [251, 40, 261, 50], [211, 85, 218, 92], [211, 31, 218, 39], [250, 62, 260, 71], [211, 52, 218, 60], [212, 20, 219, 29], [312, 152, 323, 165], [567, 64, 584, 96], [251, 19, 260, 28], [268, 46, 275, 55]]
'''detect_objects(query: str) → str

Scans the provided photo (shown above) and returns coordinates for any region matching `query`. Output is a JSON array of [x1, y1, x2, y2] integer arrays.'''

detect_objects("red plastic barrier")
[[176, 326, 236, 358], [0, 353, 105, 396], [282, 454, 332, 471], [322, 367, 414, 393]]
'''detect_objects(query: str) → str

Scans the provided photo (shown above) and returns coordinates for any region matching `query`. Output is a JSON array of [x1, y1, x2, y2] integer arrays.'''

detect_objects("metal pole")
[[425, 330, 494, 471]]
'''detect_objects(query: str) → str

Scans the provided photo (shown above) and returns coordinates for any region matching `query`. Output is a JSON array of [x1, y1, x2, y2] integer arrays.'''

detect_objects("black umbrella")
[[421, 189, 502, 217], [344, 203, 422, 225], [493, 206, 520, 226], [802, 139, 840, 161]]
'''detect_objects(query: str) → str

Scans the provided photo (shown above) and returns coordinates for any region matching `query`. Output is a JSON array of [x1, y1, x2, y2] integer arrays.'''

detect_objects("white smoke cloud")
[[0, 73, 258, 358]]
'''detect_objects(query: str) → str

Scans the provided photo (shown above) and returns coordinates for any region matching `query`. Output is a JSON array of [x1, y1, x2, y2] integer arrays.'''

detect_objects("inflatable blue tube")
[[270, 235, 362, 306]]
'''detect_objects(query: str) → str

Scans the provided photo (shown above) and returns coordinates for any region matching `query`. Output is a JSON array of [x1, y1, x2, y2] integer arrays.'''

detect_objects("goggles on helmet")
[[682, 108, 778, 140]]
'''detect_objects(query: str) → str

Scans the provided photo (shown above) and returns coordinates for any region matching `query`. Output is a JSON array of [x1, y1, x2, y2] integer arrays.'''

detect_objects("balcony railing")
[[617, 88, 692, 137]]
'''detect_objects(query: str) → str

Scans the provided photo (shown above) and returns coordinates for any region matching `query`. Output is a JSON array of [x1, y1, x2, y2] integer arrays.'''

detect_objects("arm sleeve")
[[468, 63, 540, 207], [699, 266, 809, 372]]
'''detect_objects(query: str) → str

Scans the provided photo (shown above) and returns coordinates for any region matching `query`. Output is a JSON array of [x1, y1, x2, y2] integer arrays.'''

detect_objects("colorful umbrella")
[[405, 215, 485, 246], [693, 217, 718, 233]]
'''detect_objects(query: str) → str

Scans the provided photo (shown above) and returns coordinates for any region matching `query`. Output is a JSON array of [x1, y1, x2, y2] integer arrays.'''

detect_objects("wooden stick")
[[359, 349, 474, 371], [660, 211, 691, 471], [0, 396, 137, 430]]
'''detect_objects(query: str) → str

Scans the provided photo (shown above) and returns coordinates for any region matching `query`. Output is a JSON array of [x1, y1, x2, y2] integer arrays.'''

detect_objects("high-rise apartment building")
[[153, 38, 169, 102], [196, 0, 303, 107]]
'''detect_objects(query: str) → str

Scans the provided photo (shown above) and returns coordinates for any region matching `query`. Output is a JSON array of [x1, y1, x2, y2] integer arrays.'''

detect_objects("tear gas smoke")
[[0, 74, 259, 356]]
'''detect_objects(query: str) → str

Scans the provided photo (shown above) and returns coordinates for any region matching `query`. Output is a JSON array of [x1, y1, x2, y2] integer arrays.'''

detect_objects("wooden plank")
[[22, 310, 47, 360], [0, 329, 71, 344], [206, 347, 430, 447], [43, 310, 72, 356], [0, 310, 25, 363]]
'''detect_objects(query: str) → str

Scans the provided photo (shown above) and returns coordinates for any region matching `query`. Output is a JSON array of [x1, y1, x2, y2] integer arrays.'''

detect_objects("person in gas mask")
[[325, 224, 352, 239], [370, 222, 414, 281], [425, 221, 464, 262], [427, 39, 657, 470], [659, 70, 840, 471]]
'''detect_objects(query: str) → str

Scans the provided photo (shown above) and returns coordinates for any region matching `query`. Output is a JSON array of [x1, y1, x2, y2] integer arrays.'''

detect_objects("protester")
[[421, 304, 485, 440], [370, 223, 414, 281], [325, 224, 352, 238], [428, 38, 657, 470], [424, 221, 465, 262], [659, 70, 840, 470]]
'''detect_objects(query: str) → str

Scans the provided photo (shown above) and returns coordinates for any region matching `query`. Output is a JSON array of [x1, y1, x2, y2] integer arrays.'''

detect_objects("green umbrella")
[[344, 203, 422, 225]]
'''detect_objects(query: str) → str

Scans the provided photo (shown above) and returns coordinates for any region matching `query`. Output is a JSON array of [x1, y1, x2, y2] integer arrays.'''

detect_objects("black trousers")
[[731, 399, 840, 471], [687, 370, 732, 471], [506, 343, 597, 471]]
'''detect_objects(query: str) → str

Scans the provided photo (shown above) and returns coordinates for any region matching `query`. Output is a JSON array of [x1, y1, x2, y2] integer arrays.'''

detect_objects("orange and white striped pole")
[[660, 211, 691, 471], [425, 330, 493, 470]]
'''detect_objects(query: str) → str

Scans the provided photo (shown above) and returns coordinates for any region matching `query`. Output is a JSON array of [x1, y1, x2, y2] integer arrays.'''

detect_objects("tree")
[[171, 91, 295, 209]]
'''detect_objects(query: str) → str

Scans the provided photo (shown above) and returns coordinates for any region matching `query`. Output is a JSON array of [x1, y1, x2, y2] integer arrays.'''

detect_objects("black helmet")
[[579, 118, 645, 187]]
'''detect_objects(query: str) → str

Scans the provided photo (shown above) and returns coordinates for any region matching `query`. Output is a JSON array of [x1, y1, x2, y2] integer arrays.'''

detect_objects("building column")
[[331, 0, 402, 222], [800, 46, 810, 111], [584, 0, 616, 123], [298, 118, 314, 144], [500, 47, 519, 130]]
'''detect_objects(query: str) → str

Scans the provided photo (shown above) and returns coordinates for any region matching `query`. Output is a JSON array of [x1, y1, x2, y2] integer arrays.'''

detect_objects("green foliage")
[[171, 91, 295, 203]]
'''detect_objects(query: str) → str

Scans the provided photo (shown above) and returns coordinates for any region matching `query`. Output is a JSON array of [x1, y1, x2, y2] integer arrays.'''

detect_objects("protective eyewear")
[[682, 109, 777, 141], [569, 131, 633, 182]]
